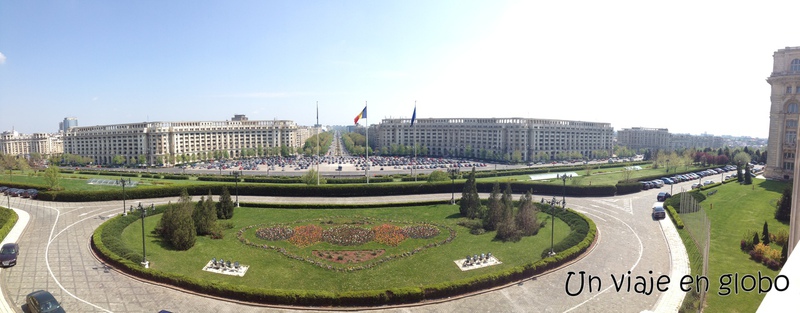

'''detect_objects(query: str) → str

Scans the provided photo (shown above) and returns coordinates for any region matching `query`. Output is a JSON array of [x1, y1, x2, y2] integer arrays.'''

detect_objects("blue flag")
[[410, 106, 417, 126]]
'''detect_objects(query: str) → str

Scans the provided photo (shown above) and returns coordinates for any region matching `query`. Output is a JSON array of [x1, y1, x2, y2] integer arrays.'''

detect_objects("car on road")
[[691, 183, 701, 189], [0, 243, 18, 267], [25, 290, 65, 313], [652, 202, 666, 220], [703, 180, 715, 186], [657, 192, 671, 202]]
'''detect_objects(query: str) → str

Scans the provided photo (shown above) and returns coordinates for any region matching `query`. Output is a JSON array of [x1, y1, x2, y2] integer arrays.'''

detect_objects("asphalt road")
[[0, 179, 693, 313]]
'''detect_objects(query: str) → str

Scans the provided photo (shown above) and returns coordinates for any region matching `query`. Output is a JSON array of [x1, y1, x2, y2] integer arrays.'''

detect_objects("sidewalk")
[[651, 215, 690, 312], [0, 207, 31, 313]]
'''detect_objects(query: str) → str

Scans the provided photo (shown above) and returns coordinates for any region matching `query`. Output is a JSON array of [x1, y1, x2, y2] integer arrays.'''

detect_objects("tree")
[[511, 150, 523, 163], [753, 231, 760, 247], [515, 191, 540, 236], [459, 168, 481, 219], [427, 170, 449, 182], [16, 158, 30, 175], [112, 155, 126, 166], [137, 155, 147, 166], [217, 187, 235, 219], [302, 168, 325, 185], [157, 190, 196, 250], [776, 186, 792, 222], [193, 192, 217, 236], [762, 221, 771, 245], [483, 183, 503, 231], [734, 152, 751, 182], [495, 183, 519, 242], [43, 165, 61, 191]]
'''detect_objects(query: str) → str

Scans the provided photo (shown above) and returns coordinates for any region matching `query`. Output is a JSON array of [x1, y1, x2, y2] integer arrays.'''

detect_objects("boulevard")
[[0, 180, 692, 312]]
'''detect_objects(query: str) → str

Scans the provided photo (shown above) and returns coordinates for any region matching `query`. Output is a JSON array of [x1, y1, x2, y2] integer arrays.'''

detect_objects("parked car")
[[652, 202, 666, 220], [703, 180, 715, 186], [691, 183, 701, 189], [0, 243, 18, 267], [657, 192, 671, 202], [26, 290, 65, 313]]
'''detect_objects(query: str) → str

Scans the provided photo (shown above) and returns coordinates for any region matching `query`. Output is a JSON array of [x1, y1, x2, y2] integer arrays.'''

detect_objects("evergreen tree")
[[781, 243, 788, 265], [516, 191, 540, 236], [157, 189, 196, 250], [762, 221, 771, 245], [744, 165, 753, 185], [495, 183, 520, 242], [217, 187, 235, 219], [483, 183, 502, 231], [753, 232, 760, 247], [193, 191, 217, 236], [776, 186, 792, 222], [459, 168, 481, 219]]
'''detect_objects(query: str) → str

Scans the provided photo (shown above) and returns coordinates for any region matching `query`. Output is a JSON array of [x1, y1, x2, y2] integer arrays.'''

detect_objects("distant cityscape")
[[0, 115, 766, 167]]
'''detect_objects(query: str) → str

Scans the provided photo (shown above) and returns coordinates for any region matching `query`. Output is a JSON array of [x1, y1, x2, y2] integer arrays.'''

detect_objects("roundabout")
[[0, 188, 686, 312]]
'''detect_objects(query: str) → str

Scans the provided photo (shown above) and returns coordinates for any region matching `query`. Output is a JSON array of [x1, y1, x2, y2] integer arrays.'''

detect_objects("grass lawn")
[[694, 179, 790, 313], [120, 204, 570, 292], [474, 164, 708, 186]]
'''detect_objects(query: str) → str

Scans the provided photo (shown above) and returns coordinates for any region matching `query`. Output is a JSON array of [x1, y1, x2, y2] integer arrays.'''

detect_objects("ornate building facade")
[[767, 47, 800, 180]]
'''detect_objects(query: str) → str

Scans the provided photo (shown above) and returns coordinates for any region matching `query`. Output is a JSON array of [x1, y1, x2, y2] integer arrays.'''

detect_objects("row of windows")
[[792, 59, 800, 72], [785, 86, 800, 94]]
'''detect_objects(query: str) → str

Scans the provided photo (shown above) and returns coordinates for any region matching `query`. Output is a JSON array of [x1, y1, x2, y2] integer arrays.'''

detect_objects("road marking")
[[563, 206, 644, 313], [42, 204, 114, 313]]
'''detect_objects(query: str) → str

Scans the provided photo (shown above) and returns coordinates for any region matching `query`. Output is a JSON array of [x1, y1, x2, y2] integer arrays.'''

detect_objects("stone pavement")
[[650, 214, 690, 312], [0, 208, 31, 313]]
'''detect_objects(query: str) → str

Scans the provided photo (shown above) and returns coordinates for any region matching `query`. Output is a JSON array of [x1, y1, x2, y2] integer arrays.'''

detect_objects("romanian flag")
[[354, 106, 367, 124], [410, 106, 417, 126]]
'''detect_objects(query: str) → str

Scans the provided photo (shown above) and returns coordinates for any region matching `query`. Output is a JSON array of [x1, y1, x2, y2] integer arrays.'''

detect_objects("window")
[[788, 120, 798, 128], [789, 103, 800, 114], [792, 59, 800, 72], [789, 86, 794, 94], [786, 131, 797, 143]]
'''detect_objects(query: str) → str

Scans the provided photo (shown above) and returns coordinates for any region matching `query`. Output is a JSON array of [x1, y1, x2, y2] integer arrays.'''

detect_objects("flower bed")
[[373, 224, 405, 246], [255, 226, 294, 241], [323, 225, 375, 246], [289, 225, 323, 247], [237, 217, 457, 272]]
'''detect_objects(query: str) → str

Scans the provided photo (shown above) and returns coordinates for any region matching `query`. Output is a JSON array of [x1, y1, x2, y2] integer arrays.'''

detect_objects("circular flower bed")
[[237, 217, 457, 272]]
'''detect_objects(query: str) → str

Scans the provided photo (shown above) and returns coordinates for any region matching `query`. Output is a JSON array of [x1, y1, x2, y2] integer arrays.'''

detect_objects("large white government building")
[[768, 47, 800, 180], [0, 131, 63, 158], [63, 116, 312, 165], [373, 117, 614, 161]]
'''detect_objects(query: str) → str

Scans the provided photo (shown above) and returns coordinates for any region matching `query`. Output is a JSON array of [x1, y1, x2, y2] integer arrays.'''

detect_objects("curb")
[[0, 207, 31, 313]]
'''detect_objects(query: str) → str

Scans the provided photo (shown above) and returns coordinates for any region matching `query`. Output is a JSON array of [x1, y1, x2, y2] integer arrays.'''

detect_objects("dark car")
[[652, 202, 666, 220], [0, 243, 18, 267], [25, 290, 65, 313], [657, 192, 671, 202]]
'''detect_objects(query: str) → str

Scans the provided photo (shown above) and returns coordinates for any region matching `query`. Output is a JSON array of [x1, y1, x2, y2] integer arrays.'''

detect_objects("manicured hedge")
[[665, 204, 684, 229], [326, 177, 394, 184], [161, 175, 190, 180], [92, 203, 596, 306], [240, 200, 450, 209], [0, 207, 19, 242], [38, 180, 619, 202], [197, 176, 241, 182], [243, 177, 303, 184], [615, 182, 642, 195]]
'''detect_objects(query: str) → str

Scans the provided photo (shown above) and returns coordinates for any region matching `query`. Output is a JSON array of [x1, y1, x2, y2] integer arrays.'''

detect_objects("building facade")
[[616, 127, 670, 151], [0, 131, 63, 158], [766, 47, 800, 180], [63, 117, 302, 166], [669, 133, 725, 150], [374, 117, 613, 161]]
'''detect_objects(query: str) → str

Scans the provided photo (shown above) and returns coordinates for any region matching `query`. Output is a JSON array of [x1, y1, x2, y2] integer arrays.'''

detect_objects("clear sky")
[[1, 0, 798, 138]]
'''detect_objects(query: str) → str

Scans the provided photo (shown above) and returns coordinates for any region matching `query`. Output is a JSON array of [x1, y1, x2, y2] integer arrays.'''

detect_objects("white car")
[[703, 180, 714, 186]]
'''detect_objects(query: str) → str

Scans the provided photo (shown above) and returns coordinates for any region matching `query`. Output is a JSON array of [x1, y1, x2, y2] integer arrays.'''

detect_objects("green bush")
[[665, 204, 684, 229], [615, 182, 642, 195], [0, 208, 19, 242]]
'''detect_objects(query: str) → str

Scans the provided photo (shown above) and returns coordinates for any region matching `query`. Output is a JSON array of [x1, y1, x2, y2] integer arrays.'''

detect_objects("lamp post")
[[230, 171, 240, 207], [134, 202, 152, 268], [120, 178, 129, 216], [449, 167, 460, 205]]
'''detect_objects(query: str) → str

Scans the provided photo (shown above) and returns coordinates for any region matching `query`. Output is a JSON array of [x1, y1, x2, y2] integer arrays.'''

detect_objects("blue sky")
[[1, 1, 798, 138]]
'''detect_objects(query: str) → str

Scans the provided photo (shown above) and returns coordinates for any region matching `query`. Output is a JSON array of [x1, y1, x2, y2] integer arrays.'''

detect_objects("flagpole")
[[365, 101, 369, 184], [413, 101, 417, 182]]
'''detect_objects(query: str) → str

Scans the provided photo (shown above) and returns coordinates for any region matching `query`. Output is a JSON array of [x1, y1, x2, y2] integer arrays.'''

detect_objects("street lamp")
[[449, 167, 460, 205], [133, 202, 153, 268], [230, 171, 240, 207], [544, 174, 569, 256], [120, 178, 130, 216]]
